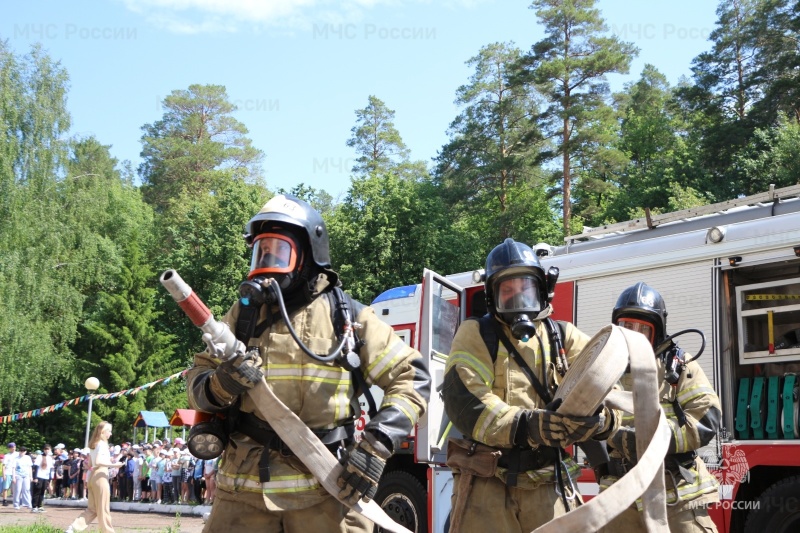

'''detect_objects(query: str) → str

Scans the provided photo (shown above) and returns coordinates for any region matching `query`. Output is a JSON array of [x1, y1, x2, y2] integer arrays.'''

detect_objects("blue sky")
[[2, 0, 720, 199]]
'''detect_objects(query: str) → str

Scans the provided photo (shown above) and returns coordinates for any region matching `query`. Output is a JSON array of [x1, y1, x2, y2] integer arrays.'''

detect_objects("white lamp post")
[[84, 377, 100, 449]]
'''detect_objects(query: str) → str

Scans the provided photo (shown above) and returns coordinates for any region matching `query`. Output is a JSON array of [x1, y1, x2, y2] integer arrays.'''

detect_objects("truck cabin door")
[[416, 268, 465, 464]]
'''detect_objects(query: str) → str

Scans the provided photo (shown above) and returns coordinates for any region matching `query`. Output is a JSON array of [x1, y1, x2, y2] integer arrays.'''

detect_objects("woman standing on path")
[[65, 421, 123, 533]]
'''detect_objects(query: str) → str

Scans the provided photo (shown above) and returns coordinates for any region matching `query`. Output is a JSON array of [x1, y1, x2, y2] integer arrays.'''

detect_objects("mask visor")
[[249, 233, 299, 279], [617, 317, 655, 344], [495, 275, 542, 314]]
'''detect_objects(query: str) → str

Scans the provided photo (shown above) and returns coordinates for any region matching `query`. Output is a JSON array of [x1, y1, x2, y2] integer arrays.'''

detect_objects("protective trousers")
[[203, 486, 373, 533], [598, 500, 718, 533], [448, 473, 579, 532], [69, 469, 115, 533]]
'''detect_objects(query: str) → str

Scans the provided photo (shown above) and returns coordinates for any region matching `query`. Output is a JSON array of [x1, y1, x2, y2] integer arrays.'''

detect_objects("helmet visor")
[[616, 317, 655, 344], [494, 275, 541, 314], [249, 233, 299, 278]]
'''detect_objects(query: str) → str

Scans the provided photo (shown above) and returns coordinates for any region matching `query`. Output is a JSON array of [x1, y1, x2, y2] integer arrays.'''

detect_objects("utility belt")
[[608, 451, 696, 480], [497, 445, 559, 474], [235, 411, 355, 483], [446, 439, 559, 485]]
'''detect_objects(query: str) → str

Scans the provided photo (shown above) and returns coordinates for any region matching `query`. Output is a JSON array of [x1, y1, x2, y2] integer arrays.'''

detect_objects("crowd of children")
[[1, 437, 218, 511]]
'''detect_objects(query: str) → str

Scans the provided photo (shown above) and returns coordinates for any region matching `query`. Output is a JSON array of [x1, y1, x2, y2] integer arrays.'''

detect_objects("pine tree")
[[523, 0, 637, 235], [436, 42, 558, 246]]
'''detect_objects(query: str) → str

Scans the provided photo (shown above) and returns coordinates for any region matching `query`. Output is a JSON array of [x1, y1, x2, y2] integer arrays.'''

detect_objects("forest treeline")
[[1, 0, 798, 446]]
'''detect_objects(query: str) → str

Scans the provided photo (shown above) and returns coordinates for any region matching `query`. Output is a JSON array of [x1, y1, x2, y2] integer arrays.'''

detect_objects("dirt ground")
[[0, 505, 206, 532]]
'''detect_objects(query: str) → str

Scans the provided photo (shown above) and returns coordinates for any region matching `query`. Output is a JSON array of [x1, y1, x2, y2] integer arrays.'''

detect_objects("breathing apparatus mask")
[[247, 231, 303, 286], [494, 274, 542, 342]]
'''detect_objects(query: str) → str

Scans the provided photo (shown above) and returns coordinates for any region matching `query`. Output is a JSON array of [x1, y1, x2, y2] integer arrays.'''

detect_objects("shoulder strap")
[[487, 317, 554, 405], [476, 314, 499, 363]]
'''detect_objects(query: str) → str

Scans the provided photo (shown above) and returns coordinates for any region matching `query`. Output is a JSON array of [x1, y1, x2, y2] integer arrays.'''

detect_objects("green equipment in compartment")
[[736, 378, 750, 439], [750, 376, 766, 439], [765, 376, 781, 439], [782, 374, 796, 439]]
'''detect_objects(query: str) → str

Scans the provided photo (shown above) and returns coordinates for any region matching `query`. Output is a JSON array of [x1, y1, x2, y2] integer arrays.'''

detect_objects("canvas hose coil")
[[534, 325, 671, 533]]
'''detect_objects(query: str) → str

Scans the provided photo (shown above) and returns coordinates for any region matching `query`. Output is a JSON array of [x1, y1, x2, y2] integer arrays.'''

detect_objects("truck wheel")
[[744, 475, 800, 533], [374, 470, 428, 533]]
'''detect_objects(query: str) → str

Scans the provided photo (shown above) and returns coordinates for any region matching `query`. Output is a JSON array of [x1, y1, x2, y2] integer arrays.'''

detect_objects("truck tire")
[[374, 470, 428, 533], [743, 475, 800, 533]]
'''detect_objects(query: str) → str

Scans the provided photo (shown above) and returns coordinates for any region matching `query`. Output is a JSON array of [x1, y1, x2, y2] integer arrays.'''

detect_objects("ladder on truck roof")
[[566, 184, 800, 242]]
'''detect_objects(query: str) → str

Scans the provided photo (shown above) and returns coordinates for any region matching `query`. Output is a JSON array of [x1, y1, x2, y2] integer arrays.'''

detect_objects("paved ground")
[[0, 502, 206, 532]]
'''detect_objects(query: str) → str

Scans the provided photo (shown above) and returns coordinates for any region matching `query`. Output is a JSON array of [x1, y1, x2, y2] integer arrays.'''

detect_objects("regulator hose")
[[262, 278, 349, 363], [654, 328, 706, 364]]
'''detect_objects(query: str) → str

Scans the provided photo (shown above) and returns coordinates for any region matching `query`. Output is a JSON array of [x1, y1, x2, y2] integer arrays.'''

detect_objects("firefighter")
[[186, 195, 431, 533], [599, 282, 721, 532], [442, 238, 617, 532]]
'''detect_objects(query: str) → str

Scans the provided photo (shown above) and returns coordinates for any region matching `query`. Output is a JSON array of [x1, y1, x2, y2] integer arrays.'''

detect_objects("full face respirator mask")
[[494, 275, 542, 341]]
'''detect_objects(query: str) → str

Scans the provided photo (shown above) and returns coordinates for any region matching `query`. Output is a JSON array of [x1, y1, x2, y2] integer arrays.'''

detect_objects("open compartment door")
[[416, 268, 465, 464]]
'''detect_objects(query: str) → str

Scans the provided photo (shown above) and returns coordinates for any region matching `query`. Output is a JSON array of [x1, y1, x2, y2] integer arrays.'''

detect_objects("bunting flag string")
[[0, 369, 189, 424]]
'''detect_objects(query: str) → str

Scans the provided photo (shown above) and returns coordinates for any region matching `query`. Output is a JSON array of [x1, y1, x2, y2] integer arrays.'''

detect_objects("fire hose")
[[160, 270, 413, 533], [534, 325, 671, 533]]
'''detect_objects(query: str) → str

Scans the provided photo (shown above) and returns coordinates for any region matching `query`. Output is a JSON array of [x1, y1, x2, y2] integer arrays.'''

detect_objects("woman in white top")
[[65, 421, 123, 533]]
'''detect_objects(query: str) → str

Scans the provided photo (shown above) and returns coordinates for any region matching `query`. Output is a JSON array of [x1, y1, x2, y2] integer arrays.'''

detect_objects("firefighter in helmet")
[[599, 282, 721, 533], [442, 238, 618, 532], [186, 195, 430, 533]]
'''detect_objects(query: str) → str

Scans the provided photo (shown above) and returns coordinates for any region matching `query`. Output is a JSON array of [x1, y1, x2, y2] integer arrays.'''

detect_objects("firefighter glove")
[[609, 426, 638, 465], [525, 399, 607, 448], [337, 433, 390, 505], [560, 403, 611, 445], [211, 348, 264, 402]]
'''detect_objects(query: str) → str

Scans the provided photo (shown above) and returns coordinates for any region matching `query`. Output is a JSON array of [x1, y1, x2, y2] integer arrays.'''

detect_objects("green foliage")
[[330, 171, 430, 302], [747, 0, 800, 125], [586, 65, 699, 224], [0, 41, 75, 431], [676, 0, 800, 201], [732, 118, 800, 192]]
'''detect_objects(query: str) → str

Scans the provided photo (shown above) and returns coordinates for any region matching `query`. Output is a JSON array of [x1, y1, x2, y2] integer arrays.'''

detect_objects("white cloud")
[[121, 0, 486, 34]]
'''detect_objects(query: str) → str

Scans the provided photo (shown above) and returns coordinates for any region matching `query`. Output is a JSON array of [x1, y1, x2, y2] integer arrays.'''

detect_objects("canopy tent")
[[133, 410, 170, 443], [170, 409, 203, 427], [170, 409, 207, 440]]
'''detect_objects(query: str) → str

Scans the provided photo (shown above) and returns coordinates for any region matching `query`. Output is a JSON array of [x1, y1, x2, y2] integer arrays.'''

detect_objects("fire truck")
[[366, 184, 800, 533]]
